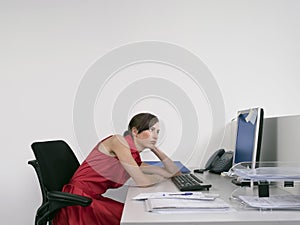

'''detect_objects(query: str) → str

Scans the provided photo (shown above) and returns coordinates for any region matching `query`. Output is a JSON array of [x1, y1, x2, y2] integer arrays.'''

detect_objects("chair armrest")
[[28, 160, 48, 203], [28, 159, 37, 166], [35, 191, 92, 225], [48, 191, 92, 207]]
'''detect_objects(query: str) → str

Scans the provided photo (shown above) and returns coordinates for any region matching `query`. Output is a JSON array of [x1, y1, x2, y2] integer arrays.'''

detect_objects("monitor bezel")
[[232, 107, 264, 169]]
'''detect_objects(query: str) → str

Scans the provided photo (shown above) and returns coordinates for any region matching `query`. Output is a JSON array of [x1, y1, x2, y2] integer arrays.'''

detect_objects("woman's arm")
[[140, 163, 175, 178], [145, 146, 181, 177], [102, 135, 165, 187]]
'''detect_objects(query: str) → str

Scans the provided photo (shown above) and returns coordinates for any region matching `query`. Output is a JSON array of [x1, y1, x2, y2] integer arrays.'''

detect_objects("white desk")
[[121, 172, 300, 225]]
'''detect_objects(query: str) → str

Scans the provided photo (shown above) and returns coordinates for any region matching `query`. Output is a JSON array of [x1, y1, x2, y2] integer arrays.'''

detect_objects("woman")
[[53, 112, 180, 225]]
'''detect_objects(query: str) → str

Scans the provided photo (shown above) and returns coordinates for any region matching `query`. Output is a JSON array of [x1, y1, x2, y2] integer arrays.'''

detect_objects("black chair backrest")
[[31, 140, 80, 192]]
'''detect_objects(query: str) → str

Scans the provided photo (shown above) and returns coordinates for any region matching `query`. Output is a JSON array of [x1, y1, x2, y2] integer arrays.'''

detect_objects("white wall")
[[1, 1, 300, 224]]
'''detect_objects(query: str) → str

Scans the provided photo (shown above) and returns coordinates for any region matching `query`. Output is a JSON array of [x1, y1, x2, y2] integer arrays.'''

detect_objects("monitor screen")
[[233, 108, 264, 167]]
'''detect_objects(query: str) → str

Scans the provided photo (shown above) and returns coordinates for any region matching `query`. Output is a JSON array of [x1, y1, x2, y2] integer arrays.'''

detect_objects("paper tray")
[[239, 195, 300, 209]]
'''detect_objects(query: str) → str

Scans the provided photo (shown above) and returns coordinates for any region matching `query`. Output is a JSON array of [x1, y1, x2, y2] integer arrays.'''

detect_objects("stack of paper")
[[145, 198, 230, 212], [233, 167, 300, 181], [133, 192, 230, 213], [239, 195, 300, 209]]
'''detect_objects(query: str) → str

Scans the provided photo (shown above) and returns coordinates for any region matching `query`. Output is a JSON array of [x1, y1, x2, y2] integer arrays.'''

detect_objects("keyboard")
[[171, 174, 212, 191]]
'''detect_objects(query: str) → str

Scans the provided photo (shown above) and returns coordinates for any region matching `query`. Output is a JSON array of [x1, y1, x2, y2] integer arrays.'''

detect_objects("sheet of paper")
[[239, 195, 300, 209], [145, 198, 230, 212], [133, 192, 219, 201]]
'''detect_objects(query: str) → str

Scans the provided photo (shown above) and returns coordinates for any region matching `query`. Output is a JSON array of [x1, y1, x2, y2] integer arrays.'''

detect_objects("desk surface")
[[121, 172, 300, 225]]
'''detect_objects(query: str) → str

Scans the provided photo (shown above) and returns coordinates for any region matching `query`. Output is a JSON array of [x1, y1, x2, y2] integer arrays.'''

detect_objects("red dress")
[[53, 135, 142, 225]]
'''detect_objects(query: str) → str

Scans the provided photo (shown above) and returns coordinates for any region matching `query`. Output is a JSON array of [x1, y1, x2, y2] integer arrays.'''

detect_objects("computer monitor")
[[233, 108, 264, 168]]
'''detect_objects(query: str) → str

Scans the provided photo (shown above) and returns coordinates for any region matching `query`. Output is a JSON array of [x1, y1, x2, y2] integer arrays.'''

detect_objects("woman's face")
[[135, 122, 160, 150]]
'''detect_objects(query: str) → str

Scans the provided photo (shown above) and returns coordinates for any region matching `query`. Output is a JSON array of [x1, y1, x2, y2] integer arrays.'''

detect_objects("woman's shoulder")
[[101, 134, 129, 149], [97, 135, 128, 156]]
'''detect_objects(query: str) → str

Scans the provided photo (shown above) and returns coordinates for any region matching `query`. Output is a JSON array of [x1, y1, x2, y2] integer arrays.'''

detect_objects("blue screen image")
[[234, 113, 256, 164]]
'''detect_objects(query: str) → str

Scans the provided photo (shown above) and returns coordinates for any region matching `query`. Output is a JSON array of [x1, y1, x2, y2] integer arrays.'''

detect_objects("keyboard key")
[[171, 174, 212, 191]]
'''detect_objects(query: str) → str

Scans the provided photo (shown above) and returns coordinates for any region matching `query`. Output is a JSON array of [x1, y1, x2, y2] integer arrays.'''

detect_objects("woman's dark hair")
[[123, 113, 159, 136]]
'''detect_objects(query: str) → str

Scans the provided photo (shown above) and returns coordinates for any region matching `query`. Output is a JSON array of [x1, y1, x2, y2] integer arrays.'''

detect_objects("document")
[[145, 198, 230, 212], [239, 195, 300, 209], [133, 191, 230, 213], [133, 192, 219, 201], [143, 161, 191, 173]]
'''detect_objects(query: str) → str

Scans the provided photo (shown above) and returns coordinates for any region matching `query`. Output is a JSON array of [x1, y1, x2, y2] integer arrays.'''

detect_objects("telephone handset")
[[194, 149, 233, 174]]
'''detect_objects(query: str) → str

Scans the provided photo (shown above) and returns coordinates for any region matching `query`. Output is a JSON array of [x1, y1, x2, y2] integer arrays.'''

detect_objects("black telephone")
[[194, 149, 233, 174]]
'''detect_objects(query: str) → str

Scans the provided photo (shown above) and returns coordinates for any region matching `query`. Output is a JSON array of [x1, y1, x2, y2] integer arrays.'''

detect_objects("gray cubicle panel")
[[260, 115, 300, 162]]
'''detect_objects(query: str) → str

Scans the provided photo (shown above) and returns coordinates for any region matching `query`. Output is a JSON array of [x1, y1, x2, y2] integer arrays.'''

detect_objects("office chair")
[[28, 140, 92, 225]]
